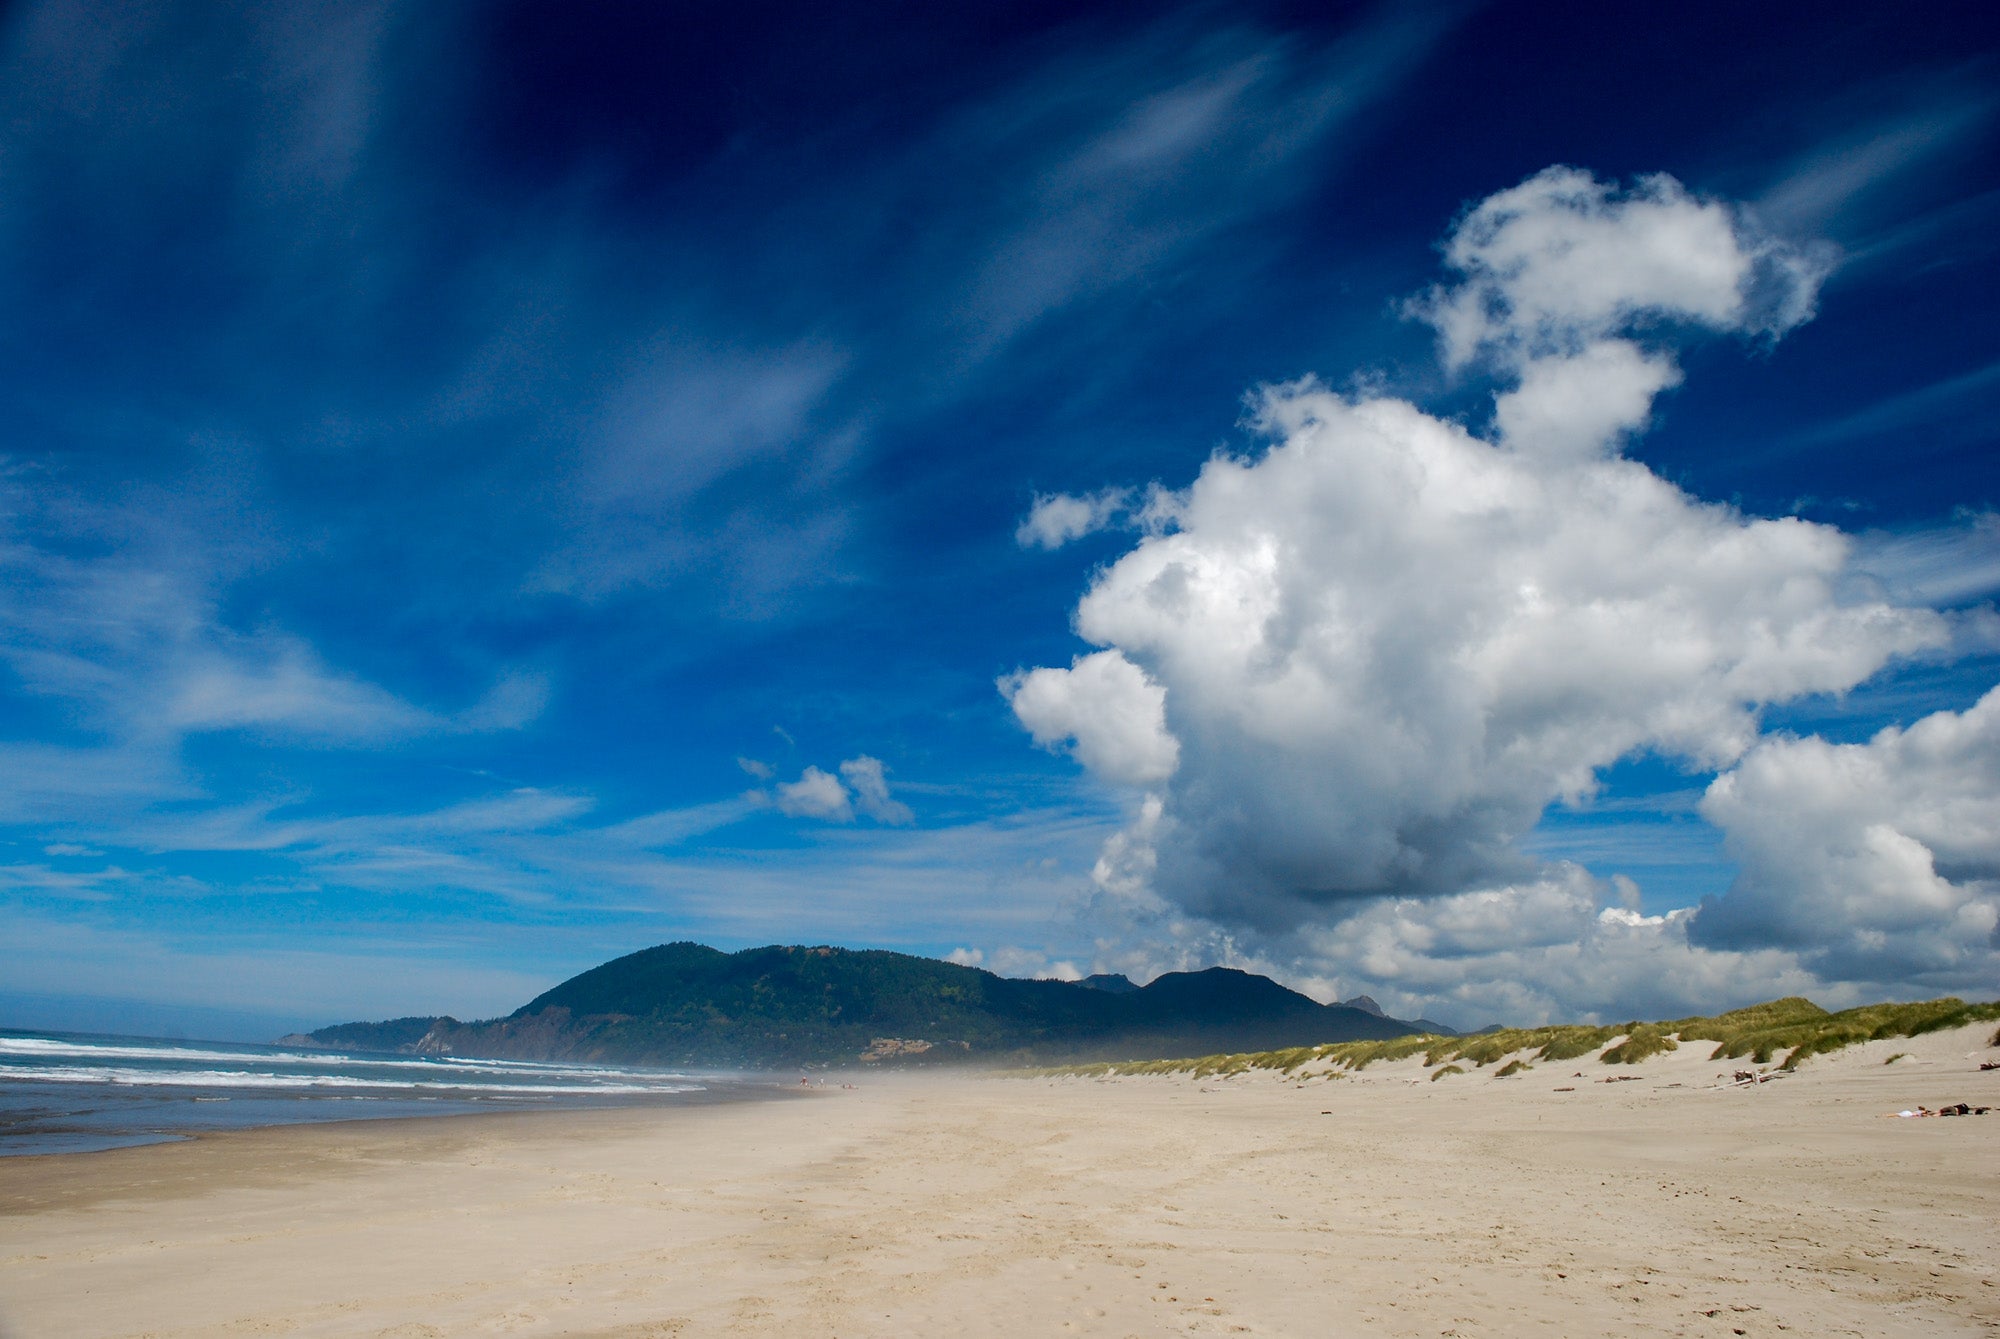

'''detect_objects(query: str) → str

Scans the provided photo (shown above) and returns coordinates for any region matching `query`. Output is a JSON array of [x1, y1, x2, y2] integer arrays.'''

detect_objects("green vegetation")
[[1378, 1024, 1623, 1069], [1687, 997, 2000, 1070], [1883, 1053, 1908, 1065], [1330, 1035, 1435, 1070], [1257, 1046, 1321, 1074], [1493, 1059, 1531, 1077], [1679, 996, 1827, 1032], [312, 943, 1424, 1069], [1039, 995, 2000, 1079], [1034, 1051, 1257, 1079], [1535, 1027, 1619, 1062], [1601, 1025, 1678, 1064]]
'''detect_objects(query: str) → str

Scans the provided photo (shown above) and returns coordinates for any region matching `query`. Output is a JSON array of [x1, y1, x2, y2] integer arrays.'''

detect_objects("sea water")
[[0, 1029, 736, 1155]]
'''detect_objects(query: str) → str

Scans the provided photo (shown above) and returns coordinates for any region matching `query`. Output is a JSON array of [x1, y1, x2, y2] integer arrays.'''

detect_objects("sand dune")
[[2, 1022, 1995, 1337]]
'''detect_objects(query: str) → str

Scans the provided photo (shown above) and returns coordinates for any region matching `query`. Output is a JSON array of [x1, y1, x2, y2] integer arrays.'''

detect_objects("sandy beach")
[[2, 1023, 1995, 1338]]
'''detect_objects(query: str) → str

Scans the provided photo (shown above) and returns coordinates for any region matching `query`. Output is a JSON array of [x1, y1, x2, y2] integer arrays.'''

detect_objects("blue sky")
[[2, 0, 1997, 1038]]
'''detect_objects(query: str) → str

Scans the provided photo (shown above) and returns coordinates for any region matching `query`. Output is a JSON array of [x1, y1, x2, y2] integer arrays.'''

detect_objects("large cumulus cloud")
[[1695, 689, 2000, 988], [1005, 167, 1978, 1008]]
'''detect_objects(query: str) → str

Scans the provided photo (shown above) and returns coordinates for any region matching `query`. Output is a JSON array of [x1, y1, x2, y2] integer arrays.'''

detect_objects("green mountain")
[[289, 942, 1434, 1068]]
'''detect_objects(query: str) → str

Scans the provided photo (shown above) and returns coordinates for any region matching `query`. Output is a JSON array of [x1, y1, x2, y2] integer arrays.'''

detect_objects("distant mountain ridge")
[[285, 942, 1443, 1068]]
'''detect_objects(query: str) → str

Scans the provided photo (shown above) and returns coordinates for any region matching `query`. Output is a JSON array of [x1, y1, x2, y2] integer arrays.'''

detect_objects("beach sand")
[[1, 1022, 1995, 1337]]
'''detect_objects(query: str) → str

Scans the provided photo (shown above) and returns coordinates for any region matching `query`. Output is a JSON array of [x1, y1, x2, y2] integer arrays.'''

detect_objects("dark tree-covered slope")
[[297, 942, 1431, 1068]]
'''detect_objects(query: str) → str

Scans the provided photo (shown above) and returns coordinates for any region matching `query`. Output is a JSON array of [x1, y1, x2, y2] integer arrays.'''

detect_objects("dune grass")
[[1686, 997, 2000, 1070], [1329, 1035, 1435, 1070], [1430, 1065, 1465, 1081], [1601, 1025, 1678, 1064], [1033, 995, 2000, 1079]]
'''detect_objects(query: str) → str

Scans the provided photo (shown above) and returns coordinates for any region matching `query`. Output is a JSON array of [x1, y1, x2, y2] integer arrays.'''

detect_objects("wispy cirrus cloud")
[[1755, 91, 1997, 236], [1787, 358, 2000, 453], [0, 476, 544, 755], [1851, 512, 2000, 610]]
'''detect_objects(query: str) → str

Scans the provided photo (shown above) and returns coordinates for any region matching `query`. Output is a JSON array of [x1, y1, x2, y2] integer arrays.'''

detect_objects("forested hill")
[[287, 942, 1436, 1068]]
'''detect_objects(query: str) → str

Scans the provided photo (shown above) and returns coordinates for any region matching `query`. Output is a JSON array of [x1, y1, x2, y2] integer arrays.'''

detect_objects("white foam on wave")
[[0, 1036, 695, 1086], [0, 1037, 327, 1066], [1, 1064, 702, 1096]]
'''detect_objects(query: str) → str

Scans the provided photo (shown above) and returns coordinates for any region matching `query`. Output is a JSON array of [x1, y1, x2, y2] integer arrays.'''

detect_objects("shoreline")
[[2, 1023, 1995, 1336], [0, 1074, 804, 1162], [0, 1083, 819, 1217], [0, 1028, 791, 1159]]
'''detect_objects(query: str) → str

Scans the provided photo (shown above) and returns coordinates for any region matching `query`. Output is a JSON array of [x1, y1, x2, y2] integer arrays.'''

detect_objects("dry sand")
[[2, 1022, 1996, 1337]]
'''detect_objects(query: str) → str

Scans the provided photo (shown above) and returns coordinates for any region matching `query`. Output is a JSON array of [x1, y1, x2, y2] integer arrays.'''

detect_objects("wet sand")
[[1, 1022, 1995, 1337]]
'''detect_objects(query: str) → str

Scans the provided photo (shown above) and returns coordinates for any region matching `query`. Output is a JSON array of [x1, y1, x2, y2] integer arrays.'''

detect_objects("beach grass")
[[1687, 997, 2000, 1070], [1035, 994, 2000, 1079], [1602, 1025, 1679, 1064]]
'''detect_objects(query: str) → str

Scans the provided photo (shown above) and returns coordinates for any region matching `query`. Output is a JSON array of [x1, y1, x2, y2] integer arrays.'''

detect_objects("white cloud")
[[769, 755, 915, 825], [1091, 792, 1165, 908], [1002, 649, 1180, 788], [774, 765, 854, 822], [1293, 871, 1825, 1026], [1041, 380, 1941, 926], [840, 755, 914, 825], [991, 946, 1084, 981], [167, 635, 438, 741], [1076, 864, 1827, 1027], [1016, 488, 1130, 549], [1414, 165, 1828, 372], [1007, 167, 1964, 1004], [1491, 339, 1680, 459], [945, 944, 1082, 980], [1694, 687, 2000, 990]]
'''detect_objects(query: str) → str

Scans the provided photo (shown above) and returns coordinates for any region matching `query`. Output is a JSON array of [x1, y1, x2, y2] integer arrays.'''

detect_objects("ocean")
[[0, 1028, 752, 1156]]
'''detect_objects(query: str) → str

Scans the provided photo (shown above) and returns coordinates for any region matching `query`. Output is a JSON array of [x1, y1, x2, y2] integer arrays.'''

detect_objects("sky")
[[2, 0, 1997, 1039]]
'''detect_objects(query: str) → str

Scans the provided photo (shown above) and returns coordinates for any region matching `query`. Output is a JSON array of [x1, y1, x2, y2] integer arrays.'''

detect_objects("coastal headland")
[[2, 1018, 1995, 1336], [279, 942, 1442, 1069]]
